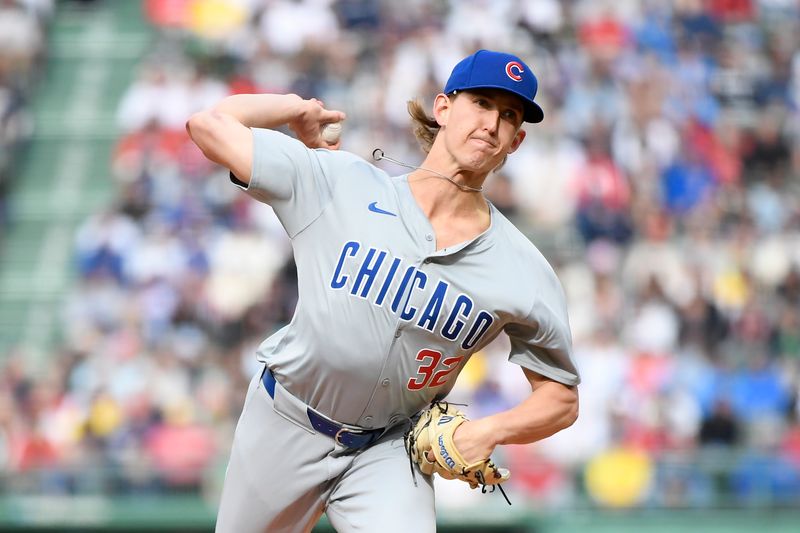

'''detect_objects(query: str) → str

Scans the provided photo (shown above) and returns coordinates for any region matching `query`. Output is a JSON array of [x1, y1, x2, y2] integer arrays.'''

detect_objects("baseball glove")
[[404, 402, 511, 504]]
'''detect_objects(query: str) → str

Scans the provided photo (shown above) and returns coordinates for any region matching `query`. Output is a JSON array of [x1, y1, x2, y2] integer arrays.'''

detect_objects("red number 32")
[[407, 349, 465, 391]]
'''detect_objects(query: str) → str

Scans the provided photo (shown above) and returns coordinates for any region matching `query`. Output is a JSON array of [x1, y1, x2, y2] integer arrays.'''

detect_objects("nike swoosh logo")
[[368, 201, 397, 217]]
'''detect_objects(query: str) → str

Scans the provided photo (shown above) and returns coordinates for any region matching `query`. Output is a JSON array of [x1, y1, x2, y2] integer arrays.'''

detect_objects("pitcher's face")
[[436, 89, 526, 174]]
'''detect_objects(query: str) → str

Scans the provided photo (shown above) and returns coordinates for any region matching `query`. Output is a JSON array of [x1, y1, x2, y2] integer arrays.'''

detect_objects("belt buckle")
[[334, 427, 365, 447]]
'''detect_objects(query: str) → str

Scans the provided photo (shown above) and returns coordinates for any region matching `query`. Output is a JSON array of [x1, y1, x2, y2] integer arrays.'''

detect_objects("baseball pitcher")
[[187, 49, 580, 533]]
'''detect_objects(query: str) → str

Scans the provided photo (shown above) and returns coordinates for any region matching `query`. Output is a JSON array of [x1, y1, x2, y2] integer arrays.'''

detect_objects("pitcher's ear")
[[508, 129, 526, 154], [433, 92, 454, 127]]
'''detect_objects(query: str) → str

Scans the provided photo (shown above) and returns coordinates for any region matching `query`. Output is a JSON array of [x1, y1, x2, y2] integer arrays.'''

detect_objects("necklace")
[[372, 149, 484, 193]]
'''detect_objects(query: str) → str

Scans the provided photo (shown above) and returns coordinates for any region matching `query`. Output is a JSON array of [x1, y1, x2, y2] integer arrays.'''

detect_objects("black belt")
[[261, 368, 383, 449]]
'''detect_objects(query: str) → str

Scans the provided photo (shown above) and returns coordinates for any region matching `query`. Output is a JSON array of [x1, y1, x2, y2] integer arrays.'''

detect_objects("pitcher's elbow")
[[186, 111, 222, 159], [561, 388, 579, 430], [566, 400, 579, 428], [186, 111, 211, 141]]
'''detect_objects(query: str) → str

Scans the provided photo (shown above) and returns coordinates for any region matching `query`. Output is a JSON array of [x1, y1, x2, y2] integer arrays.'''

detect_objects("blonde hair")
[[407, 98, 440, 153]]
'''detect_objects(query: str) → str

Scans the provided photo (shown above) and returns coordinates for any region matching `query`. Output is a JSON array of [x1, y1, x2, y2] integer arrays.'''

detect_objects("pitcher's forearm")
[[487, 381, 578, 446], [213, 93, 306, 129]]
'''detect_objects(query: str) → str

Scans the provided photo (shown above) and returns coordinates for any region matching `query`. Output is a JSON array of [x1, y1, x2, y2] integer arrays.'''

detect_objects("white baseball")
[[321, 122, 343, 143]]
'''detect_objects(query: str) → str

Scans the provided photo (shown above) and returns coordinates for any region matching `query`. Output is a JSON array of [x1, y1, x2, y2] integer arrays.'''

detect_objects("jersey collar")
[[392, 174, 497, 257]]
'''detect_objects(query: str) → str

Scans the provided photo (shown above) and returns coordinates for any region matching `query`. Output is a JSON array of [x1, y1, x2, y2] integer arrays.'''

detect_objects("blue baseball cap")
[[443, 49, 544, 123]]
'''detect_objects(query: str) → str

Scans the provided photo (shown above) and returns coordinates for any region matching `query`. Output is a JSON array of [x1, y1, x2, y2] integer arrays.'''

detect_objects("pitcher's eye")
[[502, 110, 518, 120]]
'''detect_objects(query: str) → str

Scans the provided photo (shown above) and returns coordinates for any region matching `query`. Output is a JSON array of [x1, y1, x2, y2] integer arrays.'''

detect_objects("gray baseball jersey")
[[237, 128, 579, 428]]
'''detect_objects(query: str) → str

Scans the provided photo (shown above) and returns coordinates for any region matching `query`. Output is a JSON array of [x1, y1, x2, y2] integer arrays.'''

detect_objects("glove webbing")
[[403, 405, 436, 488], [404, 422, 419, 487], [403, 401, 445, 487]]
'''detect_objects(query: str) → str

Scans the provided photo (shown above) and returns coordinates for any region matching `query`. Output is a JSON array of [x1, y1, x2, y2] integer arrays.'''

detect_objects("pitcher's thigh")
[[215, 373, 329, 533], [326, 435, 436, 533]]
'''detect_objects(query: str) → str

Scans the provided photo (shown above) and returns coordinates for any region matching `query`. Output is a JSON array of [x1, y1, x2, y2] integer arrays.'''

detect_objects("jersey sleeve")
[[230, 128, 339, 238], [504, 271, 581, 386]]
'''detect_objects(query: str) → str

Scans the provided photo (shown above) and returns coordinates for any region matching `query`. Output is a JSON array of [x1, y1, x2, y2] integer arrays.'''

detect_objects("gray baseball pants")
[[215, 369, 436, 533]]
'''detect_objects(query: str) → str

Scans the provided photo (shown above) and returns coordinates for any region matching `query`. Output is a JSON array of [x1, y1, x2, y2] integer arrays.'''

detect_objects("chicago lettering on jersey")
[[330, 241, 494, 350]]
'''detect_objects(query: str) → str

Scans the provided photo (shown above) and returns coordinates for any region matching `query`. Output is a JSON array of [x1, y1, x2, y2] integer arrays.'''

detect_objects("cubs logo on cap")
[[505, 61, 524, 81], [443, 49, 544, 123]]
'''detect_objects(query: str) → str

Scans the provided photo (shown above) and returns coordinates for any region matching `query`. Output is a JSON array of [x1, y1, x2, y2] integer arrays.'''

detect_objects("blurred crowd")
[[3, 0, 800, 511], [0, 0, 49, 241]]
